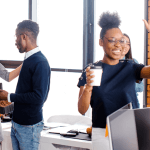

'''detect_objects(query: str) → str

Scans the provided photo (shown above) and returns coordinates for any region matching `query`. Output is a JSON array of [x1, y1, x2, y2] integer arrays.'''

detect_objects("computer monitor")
[[107, 104, 150, 150], [107, 103, 139, 150], [134, 108, 150, 150]]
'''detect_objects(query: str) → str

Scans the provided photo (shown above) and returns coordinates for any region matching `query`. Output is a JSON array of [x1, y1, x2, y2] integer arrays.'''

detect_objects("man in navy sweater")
[[0, 20, 50, 150]]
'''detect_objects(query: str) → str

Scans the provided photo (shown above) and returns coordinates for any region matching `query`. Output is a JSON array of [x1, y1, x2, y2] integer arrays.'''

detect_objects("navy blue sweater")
[[78, 60, 144, 128], [10, 51, 50, 125]]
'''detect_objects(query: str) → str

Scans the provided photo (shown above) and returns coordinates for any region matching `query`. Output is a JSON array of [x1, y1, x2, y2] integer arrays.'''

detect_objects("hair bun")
[[98, 11, 121, 29]]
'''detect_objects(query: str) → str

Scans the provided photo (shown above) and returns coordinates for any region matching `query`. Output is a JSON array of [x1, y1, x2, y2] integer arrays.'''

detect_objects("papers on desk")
[[48, 124, 89, 134], [43, 122, 70, 130], [73, 124, 90, 134]]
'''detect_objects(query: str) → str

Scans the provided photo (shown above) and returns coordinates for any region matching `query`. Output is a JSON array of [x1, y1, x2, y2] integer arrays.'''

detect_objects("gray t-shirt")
[[0, 63, 9, 82]]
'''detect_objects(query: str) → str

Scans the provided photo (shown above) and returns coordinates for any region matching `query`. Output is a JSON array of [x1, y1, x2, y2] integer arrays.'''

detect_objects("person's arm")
[[143, 19, 150, 32], [9, 61, 50, 104], [140, 66, 150, 78], [132, 58, 144, 92], [0, 61, 50, 103], [140, 20, 150, 78], [9, 64, 22, 82], [0, 63, 22, 82], [78, 67, 94, 115]]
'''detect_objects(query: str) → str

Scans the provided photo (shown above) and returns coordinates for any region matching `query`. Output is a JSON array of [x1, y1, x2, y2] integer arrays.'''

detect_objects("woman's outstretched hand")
[[143, 19, 150, 32]]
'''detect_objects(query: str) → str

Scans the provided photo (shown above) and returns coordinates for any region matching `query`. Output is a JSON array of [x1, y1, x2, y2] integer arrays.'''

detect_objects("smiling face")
[[99, 28, 125, 64]]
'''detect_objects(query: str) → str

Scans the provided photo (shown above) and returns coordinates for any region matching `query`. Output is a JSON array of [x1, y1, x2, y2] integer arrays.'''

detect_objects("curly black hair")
[[17, 20, 39, 40], [98, 11, 121, 39]]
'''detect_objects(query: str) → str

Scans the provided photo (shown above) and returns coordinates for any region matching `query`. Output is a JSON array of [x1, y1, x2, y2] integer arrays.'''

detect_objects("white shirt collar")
[[24, 47, 40, 60]]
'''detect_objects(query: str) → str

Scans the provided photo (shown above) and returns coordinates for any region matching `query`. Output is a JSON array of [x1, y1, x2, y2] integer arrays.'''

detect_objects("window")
[[43, 72, 81, 121], [0, 0, 28, 61], [0, 0, 28, 96], [37, 0, 84, 120], [37, 0, 83, 69], [0, 69, 19, 93]]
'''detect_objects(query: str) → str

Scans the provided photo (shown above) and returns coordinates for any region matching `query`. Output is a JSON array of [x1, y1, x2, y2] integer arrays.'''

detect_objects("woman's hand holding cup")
[[85, 67, 95, 92]]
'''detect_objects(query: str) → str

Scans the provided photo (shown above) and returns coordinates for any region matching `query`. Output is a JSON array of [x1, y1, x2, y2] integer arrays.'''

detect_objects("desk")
[[1, 122, 92, 150]]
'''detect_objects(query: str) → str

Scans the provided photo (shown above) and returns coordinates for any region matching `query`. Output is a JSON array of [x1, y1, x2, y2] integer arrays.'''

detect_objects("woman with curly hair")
[[77, 11, 149, 150]]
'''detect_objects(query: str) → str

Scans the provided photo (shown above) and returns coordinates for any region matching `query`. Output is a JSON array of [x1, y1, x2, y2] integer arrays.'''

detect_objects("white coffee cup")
[[90, 65, 103, 86]]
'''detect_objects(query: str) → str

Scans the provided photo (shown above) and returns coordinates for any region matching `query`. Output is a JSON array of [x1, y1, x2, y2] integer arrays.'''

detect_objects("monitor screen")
[[134, 108, 150, 150], [107, 103, 139, 150]]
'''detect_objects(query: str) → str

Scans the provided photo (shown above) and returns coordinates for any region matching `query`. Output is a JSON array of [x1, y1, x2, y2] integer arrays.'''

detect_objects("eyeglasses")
[[104, 36, 126, 45]]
